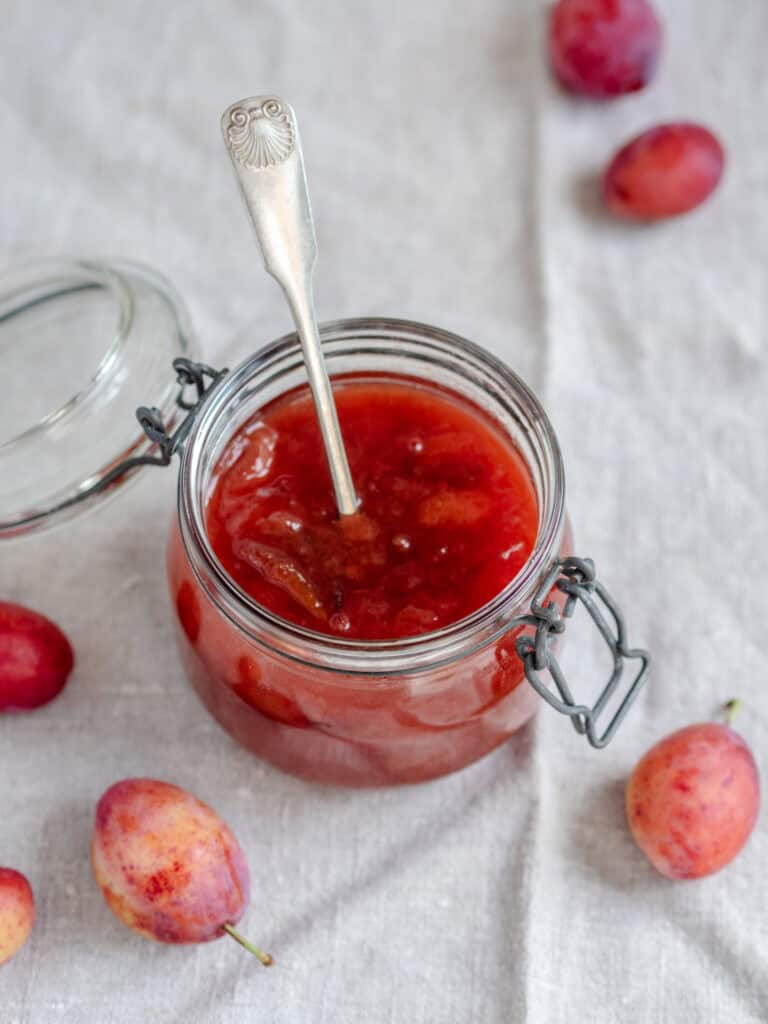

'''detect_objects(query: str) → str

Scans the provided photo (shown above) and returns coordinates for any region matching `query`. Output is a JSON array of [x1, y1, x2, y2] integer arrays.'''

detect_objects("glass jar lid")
[[0, 257, 195, 538]]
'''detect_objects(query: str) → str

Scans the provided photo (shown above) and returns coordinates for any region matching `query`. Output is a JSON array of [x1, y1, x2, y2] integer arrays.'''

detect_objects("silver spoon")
[[221, 95, 358, 517]]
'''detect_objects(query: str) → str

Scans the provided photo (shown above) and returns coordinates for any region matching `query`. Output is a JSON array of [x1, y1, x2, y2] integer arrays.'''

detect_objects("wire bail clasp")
[[515, 557, 649, 748], [134, 358, 229, 467]]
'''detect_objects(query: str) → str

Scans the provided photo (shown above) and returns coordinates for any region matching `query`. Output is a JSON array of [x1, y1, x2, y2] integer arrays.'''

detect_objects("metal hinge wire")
[[515, 556, 650, 748]]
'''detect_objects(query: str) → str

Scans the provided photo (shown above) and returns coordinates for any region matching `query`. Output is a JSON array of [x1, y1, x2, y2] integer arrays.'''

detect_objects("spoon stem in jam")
[[221, 94, 358, 516]]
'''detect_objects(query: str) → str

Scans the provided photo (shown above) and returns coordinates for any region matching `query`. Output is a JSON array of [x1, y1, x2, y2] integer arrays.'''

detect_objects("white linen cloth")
[[2, 1, 766, 1020]]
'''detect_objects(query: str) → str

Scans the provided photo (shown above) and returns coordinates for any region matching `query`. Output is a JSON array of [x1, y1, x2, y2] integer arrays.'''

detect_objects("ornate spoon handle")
[[221, 95, 358, 517]]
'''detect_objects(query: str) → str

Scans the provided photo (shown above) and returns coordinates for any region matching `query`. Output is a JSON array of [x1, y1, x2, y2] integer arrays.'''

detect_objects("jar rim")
[[178, 317, 566, 676]]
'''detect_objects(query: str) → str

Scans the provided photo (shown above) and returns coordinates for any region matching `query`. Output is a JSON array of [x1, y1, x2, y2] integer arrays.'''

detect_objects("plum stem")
[[222, 923, 273, 966], [724, 698, 741, 726]]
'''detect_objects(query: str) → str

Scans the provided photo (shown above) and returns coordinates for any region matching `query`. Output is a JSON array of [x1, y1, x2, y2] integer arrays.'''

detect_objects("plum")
[[417, 489, 493, 527], [0, 601, 74, 711], [92, 779, 271, 964], [175, 582, 201, 646], [234, 539, 328, 623], [604, 123, 725, 220], [626, 706, 760, 879], [232, 655, 311, 728], [0, 868, 35, 966], [549, 0, 662, 99]]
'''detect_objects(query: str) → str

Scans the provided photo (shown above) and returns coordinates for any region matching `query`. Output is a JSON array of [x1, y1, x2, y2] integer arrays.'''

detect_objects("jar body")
[[168, 320, 568, 786], [168, 521, 574, 785]]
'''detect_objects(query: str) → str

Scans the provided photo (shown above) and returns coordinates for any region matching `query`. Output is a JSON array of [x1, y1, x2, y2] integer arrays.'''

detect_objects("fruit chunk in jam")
[[205, 377, 539, 639]]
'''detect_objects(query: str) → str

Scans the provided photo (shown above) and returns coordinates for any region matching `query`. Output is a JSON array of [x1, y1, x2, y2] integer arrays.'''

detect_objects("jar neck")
[[178, 318, 566, 676]]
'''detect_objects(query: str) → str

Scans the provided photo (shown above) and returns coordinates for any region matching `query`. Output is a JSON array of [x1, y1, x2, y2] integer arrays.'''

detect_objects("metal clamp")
[[515, 557, 649, 748], [53, 358, 228, 518], [132, 358, 229, 467]]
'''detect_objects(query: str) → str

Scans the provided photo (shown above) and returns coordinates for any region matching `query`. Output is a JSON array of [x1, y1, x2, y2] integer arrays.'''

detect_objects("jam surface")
[[205, 377, 538, 640]]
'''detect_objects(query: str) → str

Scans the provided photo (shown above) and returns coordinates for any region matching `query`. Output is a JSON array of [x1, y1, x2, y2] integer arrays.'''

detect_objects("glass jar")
[[166, 319, 636, 787], [0, 257, 647, 784]]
